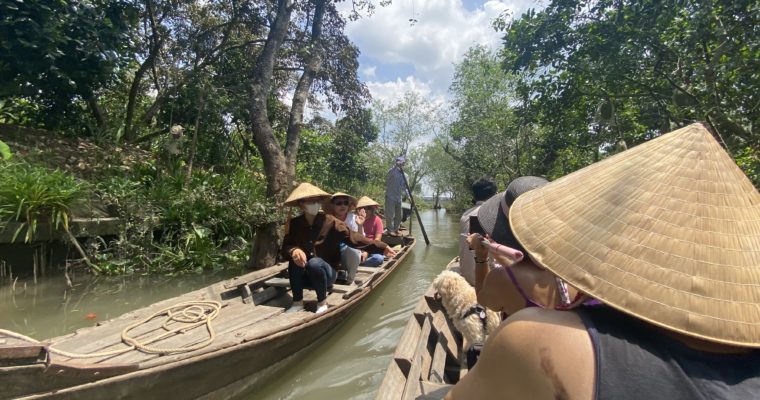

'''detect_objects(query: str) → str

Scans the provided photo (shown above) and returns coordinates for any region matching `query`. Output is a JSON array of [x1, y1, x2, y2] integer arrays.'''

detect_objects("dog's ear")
[[432, 270, 455, 293]]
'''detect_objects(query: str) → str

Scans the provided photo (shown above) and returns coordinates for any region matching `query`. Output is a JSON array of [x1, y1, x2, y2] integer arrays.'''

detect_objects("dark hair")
[[472, 176, 497, 203]]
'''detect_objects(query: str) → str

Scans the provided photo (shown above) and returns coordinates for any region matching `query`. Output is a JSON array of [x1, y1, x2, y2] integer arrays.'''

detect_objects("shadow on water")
[[240, 209, 459, 400]]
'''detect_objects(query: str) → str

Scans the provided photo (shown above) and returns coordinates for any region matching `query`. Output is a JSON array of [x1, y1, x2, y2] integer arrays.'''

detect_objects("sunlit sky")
[[338, 0, 544, 106]]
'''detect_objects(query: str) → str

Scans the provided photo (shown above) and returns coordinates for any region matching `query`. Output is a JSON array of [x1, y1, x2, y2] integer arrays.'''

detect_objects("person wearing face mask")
[[281, 183, 397, 314]]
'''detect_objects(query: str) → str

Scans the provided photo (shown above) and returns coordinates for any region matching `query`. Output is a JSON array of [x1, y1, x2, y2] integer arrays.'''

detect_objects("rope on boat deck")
[[0, 300, 221, 359]]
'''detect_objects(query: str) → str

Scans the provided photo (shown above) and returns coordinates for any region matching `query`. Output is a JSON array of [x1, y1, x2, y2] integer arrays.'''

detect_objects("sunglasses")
[[333, 200, 349, 206]]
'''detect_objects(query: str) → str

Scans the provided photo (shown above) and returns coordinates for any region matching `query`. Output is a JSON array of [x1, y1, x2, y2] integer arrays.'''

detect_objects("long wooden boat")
[[376, 257, 466, 400], [0, 236, 415, 399]]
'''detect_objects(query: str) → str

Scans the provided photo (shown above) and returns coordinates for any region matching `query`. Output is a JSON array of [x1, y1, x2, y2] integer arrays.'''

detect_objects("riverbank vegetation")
[[1, 0, 757, 276]]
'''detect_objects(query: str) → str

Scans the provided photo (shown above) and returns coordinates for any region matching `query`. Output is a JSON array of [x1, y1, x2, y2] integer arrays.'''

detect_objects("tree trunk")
[[185, 94, 205, 186], [247, 0, 295, 269], [284, 0, 326, 176], [247, 0, 329, 269], [125, 0, 162, 142], [86, 94, 107, 129]]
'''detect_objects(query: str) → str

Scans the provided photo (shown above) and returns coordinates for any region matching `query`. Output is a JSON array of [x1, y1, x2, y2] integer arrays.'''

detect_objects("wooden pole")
[[399, 167, 430, 245]]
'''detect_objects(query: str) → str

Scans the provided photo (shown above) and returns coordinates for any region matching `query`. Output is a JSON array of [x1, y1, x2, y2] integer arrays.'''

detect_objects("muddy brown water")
[[0, 209, 459, 399]]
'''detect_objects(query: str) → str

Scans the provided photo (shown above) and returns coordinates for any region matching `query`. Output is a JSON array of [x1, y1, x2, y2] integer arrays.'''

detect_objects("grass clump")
[[0, 161, 85, 242]]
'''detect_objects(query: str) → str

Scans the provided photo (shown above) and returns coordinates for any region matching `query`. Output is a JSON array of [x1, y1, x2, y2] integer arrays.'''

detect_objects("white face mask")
[[303, 202, 321, 216]]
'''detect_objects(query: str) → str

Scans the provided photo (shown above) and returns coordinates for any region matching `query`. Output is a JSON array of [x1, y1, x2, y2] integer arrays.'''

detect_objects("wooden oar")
[[399, 167, 430, 245]]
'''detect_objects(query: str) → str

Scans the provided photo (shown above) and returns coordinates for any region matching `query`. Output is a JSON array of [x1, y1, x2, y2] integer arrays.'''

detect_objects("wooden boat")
[[0, 236, 415, 399], [376, 257, 467, 400]]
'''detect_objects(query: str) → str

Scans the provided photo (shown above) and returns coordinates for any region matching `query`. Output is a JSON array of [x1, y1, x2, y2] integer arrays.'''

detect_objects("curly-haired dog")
[[432, 270, 500, 345]]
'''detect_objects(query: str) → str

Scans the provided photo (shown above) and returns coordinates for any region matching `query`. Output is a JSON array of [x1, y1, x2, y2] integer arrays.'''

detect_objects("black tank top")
[[578, 306, 760, 400]]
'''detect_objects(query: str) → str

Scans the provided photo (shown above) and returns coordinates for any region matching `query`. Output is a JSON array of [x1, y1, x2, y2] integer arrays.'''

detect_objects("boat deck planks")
[[1, 236, 415, 399], [377, 258, 466, 400]]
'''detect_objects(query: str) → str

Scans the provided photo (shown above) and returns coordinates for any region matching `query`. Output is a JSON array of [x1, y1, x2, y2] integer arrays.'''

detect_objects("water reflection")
[[0, 268, 241, 339]]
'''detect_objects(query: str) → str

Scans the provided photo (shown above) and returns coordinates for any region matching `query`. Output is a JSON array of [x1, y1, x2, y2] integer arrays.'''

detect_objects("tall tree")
[[446, 46, 529, 187], [247, 0, 370, 268]]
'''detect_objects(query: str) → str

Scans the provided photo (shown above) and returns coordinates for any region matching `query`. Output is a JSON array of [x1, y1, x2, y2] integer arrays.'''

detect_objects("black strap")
[[460, 304, 489, 338]]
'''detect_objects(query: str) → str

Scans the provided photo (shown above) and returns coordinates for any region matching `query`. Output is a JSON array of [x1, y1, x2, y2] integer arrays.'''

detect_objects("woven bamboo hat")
[[356, 196, 380, 209], [283, 183, 330, 207], [510, 123, 760, 347]]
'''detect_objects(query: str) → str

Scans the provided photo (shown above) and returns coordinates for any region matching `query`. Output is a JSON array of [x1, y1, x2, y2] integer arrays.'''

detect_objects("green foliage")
[[447, 46, 526, 188], [0, 162, 85, 242], [735, 146, 760, 188], [501, 0, 760, 163], [0, 139, 11, 160], [0, 0, 136, 122], [94, 166, 277, 274]]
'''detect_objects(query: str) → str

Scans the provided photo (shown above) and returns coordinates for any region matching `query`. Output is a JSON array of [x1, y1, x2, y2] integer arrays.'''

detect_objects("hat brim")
[[476, 192, 522, 250], [509, 123, 760, 347], [283, 183, 331, 207]]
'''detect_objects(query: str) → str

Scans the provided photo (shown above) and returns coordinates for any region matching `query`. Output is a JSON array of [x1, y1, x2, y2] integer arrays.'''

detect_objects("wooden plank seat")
[[263, 277, 353, 294]]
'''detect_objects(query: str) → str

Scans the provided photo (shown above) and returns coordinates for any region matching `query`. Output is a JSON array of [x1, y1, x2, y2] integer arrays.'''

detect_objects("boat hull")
[[2, 237, 415, 399]]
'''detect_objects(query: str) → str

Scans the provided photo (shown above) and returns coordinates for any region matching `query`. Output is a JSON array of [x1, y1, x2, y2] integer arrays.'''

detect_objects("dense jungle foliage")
[[0, 0, 757, 275]]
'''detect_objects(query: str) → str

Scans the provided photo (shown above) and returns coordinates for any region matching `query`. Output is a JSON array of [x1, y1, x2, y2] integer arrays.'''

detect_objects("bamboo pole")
[[399, 167, 430, 245]]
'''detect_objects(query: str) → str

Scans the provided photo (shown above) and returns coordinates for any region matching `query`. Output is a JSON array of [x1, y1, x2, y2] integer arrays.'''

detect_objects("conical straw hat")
[[510, 123, 760, 347], [356, 196, 380, 208], [283, 183, 330, 207]]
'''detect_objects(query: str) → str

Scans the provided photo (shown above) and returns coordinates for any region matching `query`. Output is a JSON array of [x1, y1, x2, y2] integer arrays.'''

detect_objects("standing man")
[[385, 155, 406, 236], [458, 177, 497, 285]]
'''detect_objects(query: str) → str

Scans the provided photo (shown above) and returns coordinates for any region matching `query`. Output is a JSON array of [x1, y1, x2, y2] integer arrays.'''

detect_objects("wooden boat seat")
[[264, 277, 353, 294], [357, 266, 380, 273]]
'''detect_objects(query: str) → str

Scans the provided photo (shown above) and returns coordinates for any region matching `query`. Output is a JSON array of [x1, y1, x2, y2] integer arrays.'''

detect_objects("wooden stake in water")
[[399, 166, 430, 245]]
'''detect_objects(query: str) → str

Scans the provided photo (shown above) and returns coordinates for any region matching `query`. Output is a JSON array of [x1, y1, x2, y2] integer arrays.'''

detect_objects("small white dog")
[[432, 270, 501, 345]]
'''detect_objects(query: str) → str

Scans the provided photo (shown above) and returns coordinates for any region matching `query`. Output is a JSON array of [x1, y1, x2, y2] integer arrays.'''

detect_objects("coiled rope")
[[1, 300, 221, 359]]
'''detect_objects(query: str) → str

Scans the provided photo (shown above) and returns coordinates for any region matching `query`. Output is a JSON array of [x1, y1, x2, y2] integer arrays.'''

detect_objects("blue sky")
[[337, 0, 544, 106]]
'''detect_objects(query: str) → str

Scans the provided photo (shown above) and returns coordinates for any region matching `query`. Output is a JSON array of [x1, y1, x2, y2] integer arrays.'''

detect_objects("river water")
[[0, 209, 459, 399]]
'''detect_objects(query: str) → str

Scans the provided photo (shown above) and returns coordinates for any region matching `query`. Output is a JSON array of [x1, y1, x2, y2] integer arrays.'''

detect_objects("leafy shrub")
[[0, 162, 85, 242], [94, 166, 276, 274]]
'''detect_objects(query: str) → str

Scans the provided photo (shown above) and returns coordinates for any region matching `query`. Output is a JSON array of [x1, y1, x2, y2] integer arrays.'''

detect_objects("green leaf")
[[0, 140, 11, 160]]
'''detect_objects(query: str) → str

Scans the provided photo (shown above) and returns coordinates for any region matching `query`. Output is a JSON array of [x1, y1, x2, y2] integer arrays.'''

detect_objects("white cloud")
[[342, 0, 540, 102], [361, 65, 377, 78], [366, 76, 433, 104]]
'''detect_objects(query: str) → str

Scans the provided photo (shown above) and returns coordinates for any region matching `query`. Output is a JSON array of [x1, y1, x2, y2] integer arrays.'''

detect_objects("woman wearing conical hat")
[[356, 196, 386, 267], [281, 183, 397, 314], [357, 196, 383, 241], [446, 123, 760, 399]]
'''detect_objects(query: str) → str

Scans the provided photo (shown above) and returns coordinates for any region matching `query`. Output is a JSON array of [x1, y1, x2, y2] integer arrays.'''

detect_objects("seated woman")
[[466, 176, 584, 317], [446, 123, 760, 399], [281, 183, 396, 314], [325, 192, 363, 282], [355, 196, 385, 267]]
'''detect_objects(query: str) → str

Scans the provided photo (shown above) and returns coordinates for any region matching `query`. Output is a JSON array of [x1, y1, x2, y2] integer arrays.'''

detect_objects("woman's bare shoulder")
[[446, 308, 595, 400]]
